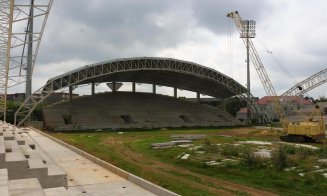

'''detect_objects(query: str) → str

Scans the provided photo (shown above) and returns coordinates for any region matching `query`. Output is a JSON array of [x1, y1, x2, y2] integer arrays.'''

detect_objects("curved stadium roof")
[[43, 57, 247, 99]]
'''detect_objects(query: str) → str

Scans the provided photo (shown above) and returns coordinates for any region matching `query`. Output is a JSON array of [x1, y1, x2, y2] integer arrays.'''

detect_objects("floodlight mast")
[[240, 19, 256, 125], [227, 11, 288, 127], [26, 0, 34, 104]]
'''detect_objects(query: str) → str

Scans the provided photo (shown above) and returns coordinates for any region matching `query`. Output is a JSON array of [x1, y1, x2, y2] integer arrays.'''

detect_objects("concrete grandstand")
[[16, 57, 248, 129], [44, 92, 242, 130]]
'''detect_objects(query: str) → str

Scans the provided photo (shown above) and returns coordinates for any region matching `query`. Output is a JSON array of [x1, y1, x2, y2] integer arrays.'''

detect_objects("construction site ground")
[[49, 127, 327, 196]]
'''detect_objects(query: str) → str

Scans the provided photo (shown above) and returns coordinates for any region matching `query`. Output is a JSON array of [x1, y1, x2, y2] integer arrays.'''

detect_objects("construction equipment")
[[282, 67, 327, 97], [281, 105, 325, 142], [227, 11, 325, 142]]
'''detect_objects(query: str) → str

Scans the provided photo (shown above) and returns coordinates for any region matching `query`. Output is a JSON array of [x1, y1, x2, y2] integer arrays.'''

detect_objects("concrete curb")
[[28, 127, 179, 196]]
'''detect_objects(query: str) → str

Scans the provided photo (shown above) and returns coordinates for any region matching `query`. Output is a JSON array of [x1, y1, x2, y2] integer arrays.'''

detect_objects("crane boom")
[[282, 67, 327, 97], [226, 11, 287, 126]]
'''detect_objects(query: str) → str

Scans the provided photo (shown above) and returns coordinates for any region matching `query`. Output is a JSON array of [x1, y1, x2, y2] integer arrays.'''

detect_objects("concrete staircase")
[[0, 122, 70, 195]]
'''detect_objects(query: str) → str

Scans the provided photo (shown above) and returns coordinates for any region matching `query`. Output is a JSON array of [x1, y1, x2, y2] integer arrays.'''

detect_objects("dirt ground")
[[218, 128, 280, 140]]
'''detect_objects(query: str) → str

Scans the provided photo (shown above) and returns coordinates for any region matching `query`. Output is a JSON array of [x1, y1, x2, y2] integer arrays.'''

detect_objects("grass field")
[[49, 127, 327, 196]]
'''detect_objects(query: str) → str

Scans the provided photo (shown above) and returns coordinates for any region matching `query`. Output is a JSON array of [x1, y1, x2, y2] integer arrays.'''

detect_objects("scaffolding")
[[0, 0, 53, 121]]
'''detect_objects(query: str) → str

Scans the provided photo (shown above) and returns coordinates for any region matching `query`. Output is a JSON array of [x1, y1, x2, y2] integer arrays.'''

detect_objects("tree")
[[224, 97, 246, 117], [316, 96, 327, 102], [5, 101, 43, 124], [6, 101, 21, 124]]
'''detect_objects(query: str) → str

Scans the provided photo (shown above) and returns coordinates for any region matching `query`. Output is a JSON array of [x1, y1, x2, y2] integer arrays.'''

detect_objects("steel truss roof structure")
[[15, 57, 252, 126]]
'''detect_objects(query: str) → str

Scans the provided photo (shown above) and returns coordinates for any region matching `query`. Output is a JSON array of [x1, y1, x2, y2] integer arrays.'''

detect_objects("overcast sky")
[[15, 0, 326, 98]]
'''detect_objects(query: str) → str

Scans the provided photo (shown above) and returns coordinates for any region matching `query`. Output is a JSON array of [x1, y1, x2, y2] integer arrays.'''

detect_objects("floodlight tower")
[[240, 19, 256, 124], [26, 0, 34, 103]]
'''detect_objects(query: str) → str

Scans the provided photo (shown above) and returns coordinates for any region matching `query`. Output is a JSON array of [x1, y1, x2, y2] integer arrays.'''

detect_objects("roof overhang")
[[43, 57, 247, 99]]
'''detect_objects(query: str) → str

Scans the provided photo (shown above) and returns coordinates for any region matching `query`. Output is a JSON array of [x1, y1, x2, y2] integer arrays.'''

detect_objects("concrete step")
[[3, 132, 14, 141], [15, 135, 25, 145], [0, 169, 9, 196], [42, 164, 68, 189], [21, 133, 36, 150], [4, 142, 11, 153], [22, 141, 67, 189], [4, 151, 29, 179], [20, 145, 31, 159], [44, 186, 71, 196], [9, 178, 45, 196], [28, 158, 48, 173], [0, 136, 5, 155]]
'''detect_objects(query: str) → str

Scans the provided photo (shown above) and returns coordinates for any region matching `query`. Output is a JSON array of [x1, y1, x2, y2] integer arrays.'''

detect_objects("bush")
[[205, 144, 219, 153], [316, 145, 327, 158], [241, 147, 263, 169], [273, 145, 288, 171], [221, 145, 240, 157], [283, 145, 296, 155], [287, 154, 301, 166], [203, 138, 211, 146], [303, 172, 323, 186], [298, 147, 315, 157]]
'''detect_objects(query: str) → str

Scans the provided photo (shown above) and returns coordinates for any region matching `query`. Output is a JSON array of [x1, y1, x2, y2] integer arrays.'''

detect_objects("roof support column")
[[152, 84, 156, 94], [69, 86, 73, 102], [174, 87, 177, 98], [91, 82, 95, 95], [132, 82, 136, 93], [197, 92, 200, 103], [112, 81, 116, 93]]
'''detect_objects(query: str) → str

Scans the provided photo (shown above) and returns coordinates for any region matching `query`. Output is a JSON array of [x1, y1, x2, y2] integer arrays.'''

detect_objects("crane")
[[227, 11, 325, 142], [226, 11, 287, 126], [282, 67, 327, 97]]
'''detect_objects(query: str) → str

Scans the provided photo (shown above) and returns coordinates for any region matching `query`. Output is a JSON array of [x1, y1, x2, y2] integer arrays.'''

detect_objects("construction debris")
[[279, 142, 320, 150], [240, 141, 272, 145], [170, 134, 206, 140], [151, 142, 174, 149], [181, 154, 190, 160]]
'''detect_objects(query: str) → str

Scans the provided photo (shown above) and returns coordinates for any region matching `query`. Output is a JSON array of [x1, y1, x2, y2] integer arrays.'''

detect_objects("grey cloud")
[[32, 0, 326, 97], [191, 0, 270, 34], [39, 0, 196, 63]]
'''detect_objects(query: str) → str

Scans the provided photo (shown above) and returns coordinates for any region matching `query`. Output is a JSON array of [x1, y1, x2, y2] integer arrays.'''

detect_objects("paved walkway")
[[27, 129, 155, 196]]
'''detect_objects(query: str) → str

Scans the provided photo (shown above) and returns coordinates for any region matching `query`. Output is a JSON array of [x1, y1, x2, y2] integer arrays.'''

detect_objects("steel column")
[[91, 82, 95, 95], [132, 82, 136, 92], [152, 84, 156, 94]]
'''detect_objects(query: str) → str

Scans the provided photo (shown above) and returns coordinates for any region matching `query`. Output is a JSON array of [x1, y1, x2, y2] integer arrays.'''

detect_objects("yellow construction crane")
[[227, 11, 325, 142]]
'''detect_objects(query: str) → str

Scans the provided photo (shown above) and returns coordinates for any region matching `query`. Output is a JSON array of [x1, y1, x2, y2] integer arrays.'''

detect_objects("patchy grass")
[[49, 128, 327, 196]]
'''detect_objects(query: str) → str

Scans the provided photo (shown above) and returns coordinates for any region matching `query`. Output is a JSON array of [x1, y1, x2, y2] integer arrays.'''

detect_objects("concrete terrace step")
[[44, 187, 71, 196], [0, 136, 5, 154], [9, 178, 45, 196], [44, 92, 240, 130], [3, 132, 14, 141], [4, 151, 29, 180], [15, 135, 25, 145], [0, 169, 9, 196], [44, 164, 68, 189]]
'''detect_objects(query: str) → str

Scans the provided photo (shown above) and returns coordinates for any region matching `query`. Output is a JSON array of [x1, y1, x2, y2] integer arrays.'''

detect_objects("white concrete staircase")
[[0, 122, 69, 195]]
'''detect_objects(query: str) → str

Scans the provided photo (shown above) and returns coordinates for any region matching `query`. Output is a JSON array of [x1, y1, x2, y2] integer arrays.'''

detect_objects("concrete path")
[[27, 130, 155, 196]]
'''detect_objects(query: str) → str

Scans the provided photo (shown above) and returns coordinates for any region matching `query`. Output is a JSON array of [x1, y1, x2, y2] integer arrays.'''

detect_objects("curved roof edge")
[[44, 57, 247, 98]]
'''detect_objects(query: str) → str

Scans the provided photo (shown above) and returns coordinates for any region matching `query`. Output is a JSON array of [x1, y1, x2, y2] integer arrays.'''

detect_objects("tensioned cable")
[[256, 37, 310, 97]]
